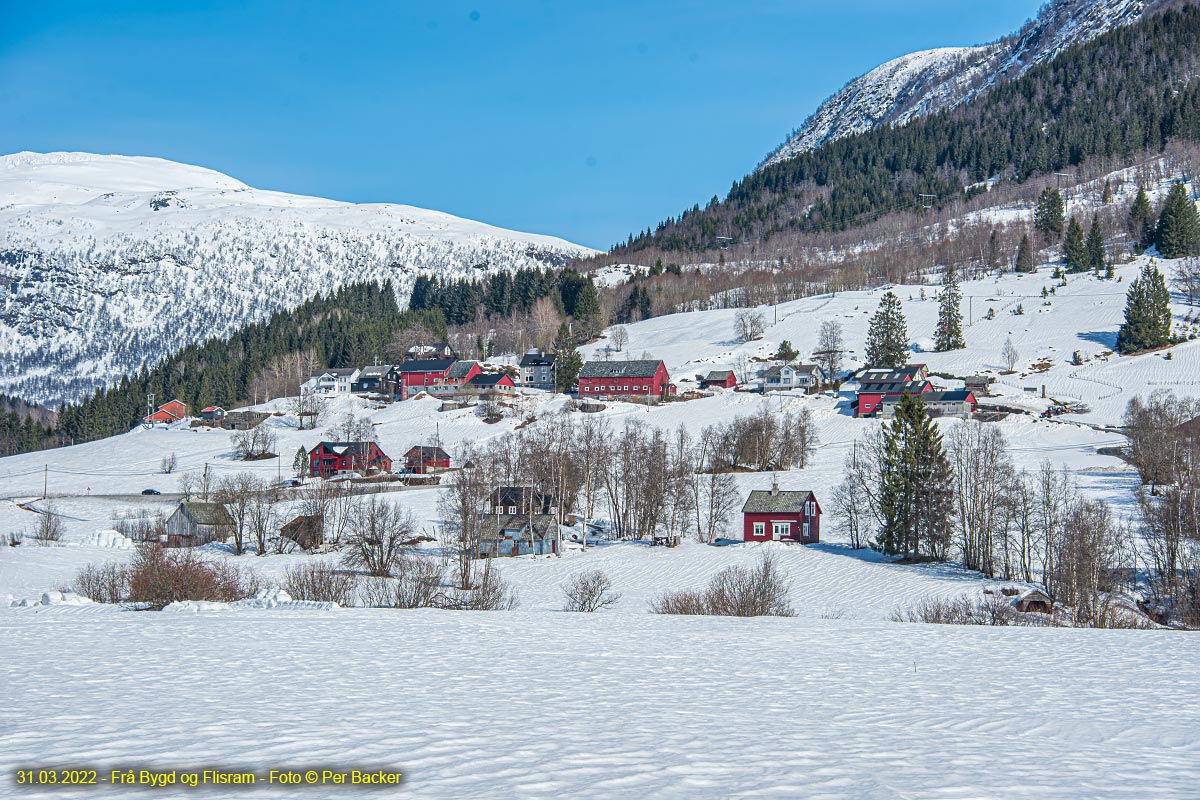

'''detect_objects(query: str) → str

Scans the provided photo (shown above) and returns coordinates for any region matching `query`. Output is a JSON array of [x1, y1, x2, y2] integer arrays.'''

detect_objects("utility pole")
[[43, 464, 47, 500]]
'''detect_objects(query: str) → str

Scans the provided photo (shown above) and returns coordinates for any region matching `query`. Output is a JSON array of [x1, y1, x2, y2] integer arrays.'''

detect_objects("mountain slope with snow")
[[0, 152, 595, 405], [760, 0, 1146, 168]]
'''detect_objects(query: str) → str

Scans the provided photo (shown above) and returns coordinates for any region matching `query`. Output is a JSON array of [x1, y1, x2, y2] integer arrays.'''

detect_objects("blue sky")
[[0, 1, 1043, 249]]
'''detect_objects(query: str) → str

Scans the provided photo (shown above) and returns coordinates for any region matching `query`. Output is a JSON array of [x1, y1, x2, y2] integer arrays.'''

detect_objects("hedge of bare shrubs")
[[71, 546, 261, 610], [652, 554, 793, 617]]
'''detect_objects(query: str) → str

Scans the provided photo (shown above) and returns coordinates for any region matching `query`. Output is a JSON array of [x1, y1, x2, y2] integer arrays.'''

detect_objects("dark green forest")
[[619, 5, 1200, 253]]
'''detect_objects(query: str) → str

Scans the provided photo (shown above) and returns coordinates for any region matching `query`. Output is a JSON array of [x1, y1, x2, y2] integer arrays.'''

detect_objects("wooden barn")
[[1014, 588, 1053, 614], [741, 484, 821, 543], [404, 445, 451, 474], [146, 399, 188, 425], [165, 502, 233, 548], [577, 359, 674, 402], [700, 370, 737, 389]]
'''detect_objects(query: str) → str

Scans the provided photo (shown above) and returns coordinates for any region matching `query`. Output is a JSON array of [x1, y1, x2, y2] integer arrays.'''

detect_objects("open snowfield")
[[2, 608, 1197, 799]]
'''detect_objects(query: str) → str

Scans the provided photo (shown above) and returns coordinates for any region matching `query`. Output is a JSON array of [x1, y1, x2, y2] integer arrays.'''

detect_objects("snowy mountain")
[[760, 0, 1146, 168], [0, 152, 595, 406]]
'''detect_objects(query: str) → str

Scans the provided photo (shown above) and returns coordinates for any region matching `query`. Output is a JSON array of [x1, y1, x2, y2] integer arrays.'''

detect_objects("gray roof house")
[[166, 502, 233, 548], [763, 363, 823, 393], [476, 514, 561, 558]]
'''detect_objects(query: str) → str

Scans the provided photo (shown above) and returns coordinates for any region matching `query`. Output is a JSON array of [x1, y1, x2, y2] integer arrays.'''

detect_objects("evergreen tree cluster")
[[1155, 181, 1200, 259], [408, 267, 598, 327], [617, 6, 1200, 253], [0, 396, 58, 456]]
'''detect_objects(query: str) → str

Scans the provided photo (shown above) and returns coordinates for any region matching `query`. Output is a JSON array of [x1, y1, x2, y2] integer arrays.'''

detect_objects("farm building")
[[700, 370, 737, 389], [165, 502, 233, 548], [145, 399, 188, 425], [855, 364, 931, 417], [763, 363, 822, 393], [422, 361, 483, 400], [1014, 588, 1053, 614], [393, 358, 457, 400], [489, 486, 558, 517], [404, 445, 451, 474], [308, 441, 393, 477], [199, 406, 225, 422], [741, 484, 821, 544], [577, 360, 674, 402], [280, 514, 324, 550], [301, 368, 361, 396], [879, 389, 977, 419], [520, 350, 556, 390], [465, 372, 518, 402], [476, 515, 560, 558]]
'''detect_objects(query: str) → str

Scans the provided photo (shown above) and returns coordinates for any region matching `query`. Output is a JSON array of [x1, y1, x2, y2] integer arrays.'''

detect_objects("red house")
[[145, 399, 188, 424], [308, 441, 393, 478], [701, 370, 738, 389], [404, 445, 451, 474], [741, 485, 821, 543], [394, 358, 457, 400], [855, 364, 931, 417], [578, 359, 673, 402]]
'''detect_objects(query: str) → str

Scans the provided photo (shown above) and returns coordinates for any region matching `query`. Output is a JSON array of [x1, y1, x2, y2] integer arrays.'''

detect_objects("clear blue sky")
[[1, 1, 1043, 249]]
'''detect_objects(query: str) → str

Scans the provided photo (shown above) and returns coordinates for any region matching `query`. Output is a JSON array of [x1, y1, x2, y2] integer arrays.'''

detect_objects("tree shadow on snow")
[[1076, 330, 1118, 349]]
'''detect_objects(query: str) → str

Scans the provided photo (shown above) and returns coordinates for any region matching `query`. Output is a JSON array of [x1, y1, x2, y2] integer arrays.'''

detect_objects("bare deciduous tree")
[[609, 325, 629, 352], [734, 309, 766, 342], [160, 452, 178, 474], [344, 495, 418, 577], [562, 569, 621, 612], [1001, 337, 1019, 372], [814, 320, 845, 386]]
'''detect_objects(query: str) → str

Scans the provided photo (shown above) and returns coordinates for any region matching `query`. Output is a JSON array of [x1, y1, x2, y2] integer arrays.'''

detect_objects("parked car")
[[141, 488, 161, 495]]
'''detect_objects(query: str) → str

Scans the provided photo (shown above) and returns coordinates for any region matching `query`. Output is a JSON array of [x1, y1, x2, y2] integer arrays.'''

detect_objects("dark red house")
[[855, 364, 931, 417], [701, 370, 738, 389], [394, 358, 457, 400], [404, 445, 451, 474], [578, 359, 673, 402], [145, 399, 188, 424], [308, 441, 393, 478], [741, 485, 821, 543]]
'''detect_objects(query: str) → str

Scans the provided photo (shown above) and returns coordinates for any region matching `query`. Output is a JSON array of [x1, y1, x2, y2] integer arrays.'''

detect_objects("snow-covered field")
[[2, 608, 1196, 799]]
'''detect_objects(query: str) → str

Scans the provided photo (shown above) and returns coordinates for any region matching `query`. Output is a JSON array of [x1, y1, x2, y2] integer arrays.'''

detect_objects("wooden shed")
[[1014, 588, 1053, 614], [280, 514, 324, 550], [165, 502, 233, 548]]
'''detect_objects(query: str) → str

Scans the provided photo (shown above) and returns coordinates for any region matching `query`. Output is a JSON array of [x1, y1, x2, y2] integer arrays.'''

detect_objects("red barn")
[[404, 445, 451, 474], [394, 358, 457, 400], [578, 359, 672, 402], [308, 441, 392, 478], [855, 364, 931, 417], [741, 485, 821, 543], [145, 399, 188, 424], [701, 370, 738, 389]]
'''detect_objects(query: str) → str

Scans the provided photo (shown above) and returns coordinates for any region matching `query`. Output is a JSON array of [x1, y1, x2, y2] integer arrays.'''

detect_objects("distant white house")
[[301, 367, 361, 395], [762, 363, 822, 393]]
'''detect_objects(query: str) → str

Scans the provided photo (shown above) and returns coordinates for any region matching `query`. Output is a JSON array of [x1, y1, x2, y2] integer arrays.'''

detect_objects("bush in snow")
[[128, 546, 262, 610], [439, 561, 518, 611], [562, 569, 621, 612], [652, 553, 793, 618], [31, 505, 65, 545], [72, 561, 131, 604], [283, 562, 359, 606], [356, 555, 445, 609]]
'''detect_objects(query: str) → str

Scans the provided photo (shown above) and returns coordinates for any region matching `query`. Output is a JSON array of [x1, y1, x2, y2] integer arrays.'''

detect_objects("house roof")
[[704, 370, 734, 381], [470, 372, 512, 386], [357, 364, 391, 378], [281, 514, 322, 532], [201, 406, 223, 413], [396, 358, 455, 373], [741, 489, 814, 514], [520, 351, 556, 367], [309, 367, 359, 378], [311, 441, 388, 459], [407, 342, 453, 353], [579, 359, 664, 379], [490, 486, 556, 513], [446, 360, 478, 379], [179, 501, 233, 527], [406, 445, 450, 460], [860, 379, 930, 394], [480, 514, 560, 541], [924, 389, 974, 402]]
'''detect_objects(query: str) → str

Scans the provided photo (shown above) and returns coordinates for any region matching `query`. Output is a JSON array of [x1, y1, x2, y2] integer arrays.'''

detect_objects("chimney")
[[770, 479, 779, 496]]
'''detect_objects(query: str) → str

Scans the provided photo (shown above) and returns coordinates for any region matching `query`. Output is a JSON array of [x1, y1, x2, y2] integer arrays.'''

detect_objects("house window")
[[508, 505, 516, 514], [753, 522, 765, 537], [803, 522, 810, 538], [772, 522, 789, 539]]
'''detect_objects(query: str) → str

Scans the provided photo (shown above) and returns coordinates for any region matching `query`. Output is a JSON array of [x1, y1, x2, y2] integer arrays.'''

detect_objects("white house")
[[762, 363, 822, 393], [301, 367, 361, 395]]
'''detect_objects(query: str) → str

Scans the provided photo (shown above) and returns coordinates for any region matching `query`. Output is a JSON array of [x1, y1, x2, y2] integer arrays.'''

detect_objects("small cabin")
[[404, 445, 451, 474], [700, 370, 737, 390], [741, 485, 820, 544], [165, 502, 233, 548], [1014, 588, 1053, 614], [200, 406, 226, 422]]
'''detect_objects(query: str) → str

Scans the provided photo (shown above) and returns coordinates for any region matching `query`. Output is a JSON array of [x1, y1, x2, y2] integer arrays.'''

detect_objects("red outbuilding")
[[145, 399, 188, 425], [577, 359, 672, 402], [394, 358, 457, 400], [701, 370, 738, 389], [308, 441, 393, 478], [404, 445, 452, 474], [741, 484, 821, 544]]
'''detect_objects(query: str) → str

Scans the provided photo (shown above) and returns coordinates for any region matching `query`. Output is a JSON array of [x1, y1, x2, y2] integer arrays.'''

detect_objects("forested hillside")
[[617, 4, 1200, 254]]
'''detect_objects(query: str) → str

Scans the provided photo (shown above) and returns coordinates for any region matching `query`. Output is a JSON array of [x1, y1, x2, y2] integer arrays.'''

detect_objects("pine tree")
[[933, 269, 965, 351], [1116, 262, 1172, 354], [1063, 216, 1088, 273], [1035, 187, 1065, 241], [1155, 181, 1200, 259], [572, 282, 603, 339], [775, 340, 798, 363], [1015, 233, 1035, 273], [865, 292, 909, 368], [1086, 214, 1106, 275], [1102, 179, 1113, 204], [553, 322, 582, 392], [878, 393, 954, 559], [1128, 186, 1155, 251]]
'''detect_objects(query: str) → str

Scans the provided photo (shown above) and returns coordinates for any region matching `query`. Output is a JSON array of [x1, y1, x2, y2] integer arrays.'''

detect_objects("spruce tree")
[[933, 269, 965, 351], [572, 282, 603, 339], [1063, 216, 1087, 273], [1015, 233, 1035, 273], [1128, 186, 1155, 251], [1116, 262, 1172, 354], [553, 322, 583, 392], [1155, 182, 1200, 259], [1034, 187, 1065, 241], [878, 392, 954, 559], [1086, 214, 1106, 275], [865, 291, 909, 368], [775, 340, 798, 364]]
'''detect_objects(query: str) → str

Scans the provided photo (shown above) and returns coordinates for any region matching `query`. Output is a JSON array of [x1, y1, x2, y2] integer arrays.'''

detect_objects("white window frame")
[[772, 522, 789, 539], [753, 522, 765, 537]]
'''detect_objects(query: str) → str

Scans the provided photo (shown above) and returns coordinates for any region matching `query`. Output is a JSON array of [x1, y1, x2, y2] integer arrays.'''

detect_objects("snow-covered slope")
[[0, 152, 595, 405], [760, 0, 1146, 167]]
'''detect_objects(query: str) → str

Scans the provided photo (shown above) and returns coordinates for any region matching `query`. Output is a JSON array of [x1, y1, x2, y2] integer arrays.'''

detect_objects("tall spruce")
[[573, 282, 604, 339], [878, 392, 954, 559], [1155, 181, 1200, 259], [1015, 233, 1036, 273], [1035, 188, 1065, 241], [1063, 216, 1088, 273], [865, 291, 909, 368], [933, 269, 965, 351], [553, 322, 583, 392], [1116, 262, 1172, 354], [1128, 185, 1156, 251], [1086, 214, 1106, 275]]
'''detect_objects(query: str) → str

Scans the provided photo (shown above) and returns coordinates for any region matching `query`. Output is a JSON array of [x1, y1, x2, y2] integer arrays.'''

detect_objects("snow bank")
[[5, 590, 94, 608], [78, 529, 134, 549], [162, 588, 337, 613]]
